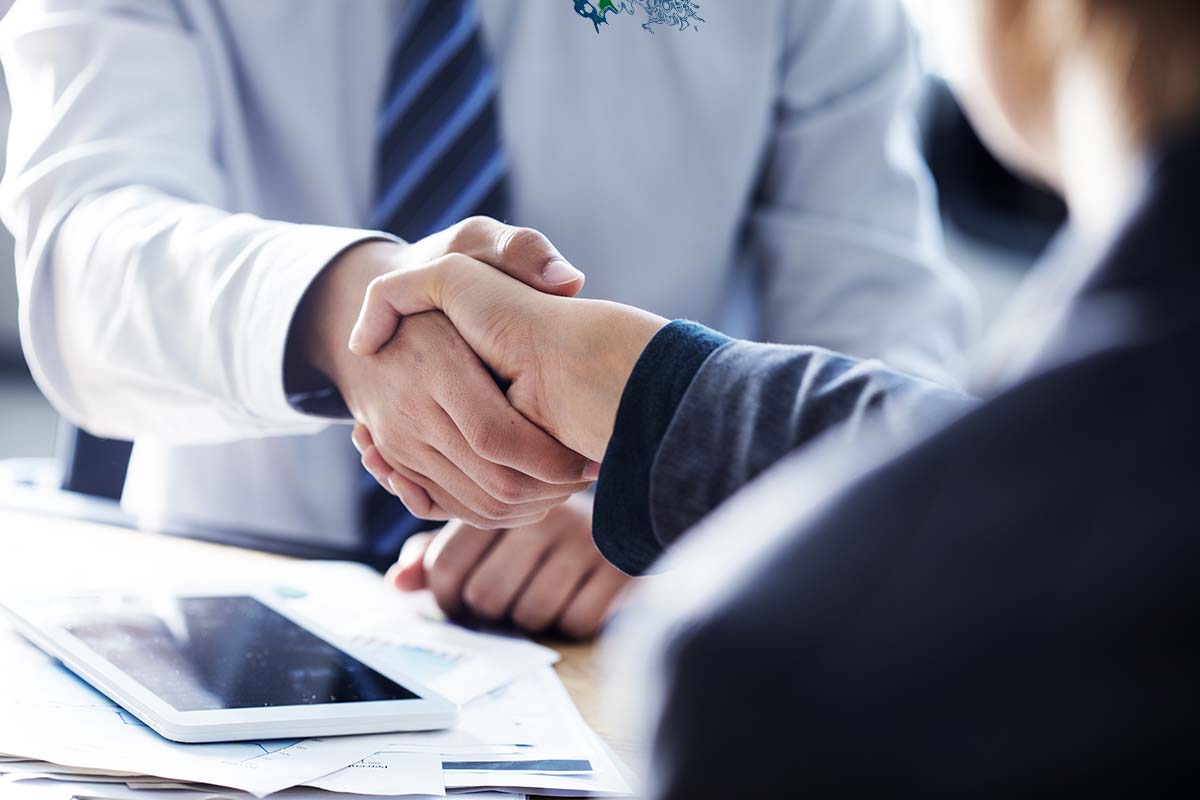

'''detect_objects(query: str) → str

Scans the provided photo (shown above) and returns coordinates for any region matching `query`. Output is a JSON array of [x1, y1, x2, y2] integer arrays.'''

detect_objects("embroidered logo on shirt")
[[572, 0, 703, 34]]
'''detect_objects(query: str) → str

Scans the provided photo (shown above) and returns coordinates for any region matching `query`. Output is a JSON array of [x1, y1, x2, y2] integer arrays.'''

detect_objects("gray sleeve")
[[646, 341, 970, 554], [591, 323, 971, 575]]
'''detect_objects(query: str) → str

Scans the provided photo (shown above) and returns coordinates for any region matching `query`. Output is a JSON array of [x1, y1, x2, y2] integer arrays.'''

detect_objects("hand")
[[384, 496, 633, 638], [292, 217, 600, 527], [349, 254, 668, 462]]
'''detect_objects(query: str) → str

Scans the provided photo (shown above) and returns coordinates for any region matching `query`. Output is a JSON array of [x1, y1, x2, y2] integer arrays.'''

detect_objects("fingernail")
[[583, 460, 601, 481], [542, 258, 584, 285]]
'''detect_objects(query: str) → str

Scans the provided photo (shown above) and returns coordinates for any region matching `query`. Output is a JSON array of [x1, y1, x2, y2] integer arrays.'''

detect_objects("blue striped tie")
[[370, 0, 508, 240], [362, 0, 509, 563]]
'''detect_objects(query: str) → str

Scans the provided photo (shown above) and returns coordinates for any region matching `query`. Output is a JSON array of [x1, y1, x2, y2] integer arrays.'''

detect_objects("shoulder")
[[652, 334, 1200, 792]]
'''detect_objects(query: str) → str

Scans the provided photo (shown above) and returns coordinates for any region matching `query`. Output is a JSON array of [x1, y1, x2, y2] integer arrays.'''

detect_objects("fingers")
[[348, 263, 442, 355], [556, 566, 631, 639], [362, 405, 569, 529], [434, 362, 600, 485], [351, 316, 595, 525], [385, 531, 434, 591], [395, 443, 562, 529], [459, 525, 557, 621], [349, 216, 584, 356], [409, 501, 632, 638], [508, 541, 594, 634], [353, 423, 449, 521], [421, 520, 500, 618], [441, 216, 585, 296], [388, 466, 450, 521]]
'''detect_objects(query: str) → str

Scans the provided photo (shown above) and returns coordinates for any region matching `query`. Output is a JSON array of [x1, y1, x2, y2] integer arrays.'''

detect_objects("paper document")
[[0, 558, 627, 798], [281, 563, 560, 705], [3, 777, 524, 800], [305, 752, 443, 796], [344, 668, 633, 796], [0, 631, 386, 797]]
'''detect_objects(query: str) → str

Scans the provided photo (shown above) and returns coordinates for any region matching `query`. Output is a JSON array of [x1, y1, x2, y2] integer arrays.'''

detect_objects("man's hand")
[[290, 217, 600, 528], [349, 255, 668, 462], [384, 496, 633, 638]]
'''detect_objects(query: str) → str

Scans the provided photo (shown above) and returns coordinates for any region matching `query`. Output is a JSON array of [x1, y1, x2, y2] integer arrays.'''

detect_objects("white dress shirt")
[[0, 0, 973, 548]]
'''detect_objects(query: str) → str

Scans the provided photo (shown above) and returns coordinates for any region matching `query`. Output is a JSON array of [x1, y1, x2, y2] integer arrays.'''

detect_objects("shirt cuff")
[[593, 320, 732, 575], [239, 224, 399, 428]]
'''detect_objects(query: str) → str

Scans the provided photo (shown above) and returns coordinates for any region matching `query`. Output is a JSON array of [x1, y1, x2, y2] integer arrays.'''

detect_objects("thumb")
[[424, 217, 585, 298], [349, 220, 585, 356], [385, 531, 435, 591], [488, 225, 586, 297], [347, 260, 447, 355]]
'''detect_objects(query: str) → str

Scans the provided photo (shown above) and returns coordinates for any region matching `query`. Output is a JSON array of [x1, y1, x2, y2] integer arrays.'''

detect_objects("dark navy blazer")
[[594, 133, 1200, 796]]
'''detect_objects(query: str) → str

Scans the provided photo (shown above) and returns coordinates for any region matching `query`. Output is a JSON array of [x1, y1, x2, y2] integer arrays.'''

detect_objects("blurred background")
[[0, 9, 1066, 481]]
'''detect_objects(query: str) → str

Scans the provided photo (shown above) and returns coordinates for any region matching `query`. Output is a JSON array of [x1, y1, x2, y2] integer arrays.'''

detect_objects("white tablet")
[[0, 591, 458, 743]]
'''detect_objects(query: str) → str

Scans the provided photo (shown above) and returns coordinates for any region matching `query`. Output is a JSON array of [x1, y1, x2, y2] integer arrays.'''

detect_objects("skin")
[[346, 249, 663, 638], [292, 217, 602, 529], [934, 0, 1151, 231], [383, 495, 633, 638], [348, 253, 668, 464], [349, 0, 1200, 637]]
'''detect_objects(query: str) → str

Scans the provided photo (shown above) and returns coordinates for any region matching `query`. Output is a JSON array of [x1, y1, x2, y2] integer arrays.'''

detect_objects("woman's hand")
[[348, 253, 668, 462]]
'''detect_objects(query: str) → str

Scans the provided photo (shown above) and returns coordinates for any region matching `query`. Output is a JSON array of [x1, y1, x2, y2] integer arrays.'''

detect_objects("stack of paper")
[[0, 561, 633, 799]]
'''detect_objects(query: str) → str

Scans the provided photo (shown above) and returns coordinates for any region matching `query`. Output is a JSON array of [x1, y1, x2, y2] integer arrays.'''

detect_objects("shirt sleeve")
[[0, 0, 386, 443], [748, 0, 977, 385], [593, 321, 972, 575]]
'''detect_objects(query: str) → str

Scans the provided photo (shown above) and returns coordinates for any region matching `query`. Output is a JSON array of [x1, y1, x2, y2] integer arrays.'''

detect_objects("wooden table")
[[0, 507, 637, 791]]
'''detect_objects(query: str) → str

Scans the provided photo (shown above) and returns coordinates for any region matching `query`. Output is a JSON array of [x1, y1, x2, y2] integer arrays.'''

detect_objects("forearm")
[[593, 322, 974, 574], [21, 188, 386, 442], [287, 240, 402, 417], [533, 298, 670, 462], [0, 2, 392, 442]]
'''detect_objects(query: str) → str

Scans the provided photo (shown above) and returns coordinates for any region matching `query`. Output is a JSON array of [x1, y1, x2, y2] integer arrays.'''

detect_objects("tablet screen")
[[62, 595, 418, 712]]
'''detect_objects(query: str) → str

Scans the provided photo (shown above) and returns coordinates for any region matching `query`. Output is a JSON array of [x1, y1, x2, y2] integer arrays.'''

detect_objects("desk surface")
[[0, 508, 636, 771]]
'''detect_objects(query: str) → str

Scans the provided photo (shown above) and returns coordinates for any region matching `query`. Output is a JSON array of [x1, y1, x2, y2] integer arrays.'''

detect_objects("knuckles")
[[463, 414, 508, 461], [510, 604, 553, 634], [475, 495, 513, 523], [481, 471, 535, 504], [448, 215, 494, 253], [427, 568, 465, 612], [462, 576, 508, 620], [497, 226, 552, 265], [558, 612, 600, 640], [448, 215, 553, 269]]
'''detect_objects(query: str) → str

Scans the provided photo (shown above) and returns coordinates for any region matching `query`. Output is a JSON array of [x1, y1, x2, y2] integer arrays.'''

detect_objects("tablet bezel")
[[0, 590, 459, 743]]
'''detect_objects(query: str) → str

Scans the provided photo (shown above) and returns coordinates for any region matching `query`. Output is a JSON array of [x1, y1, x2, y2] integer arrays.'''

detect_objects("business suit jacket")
[[592, 133, 1200, 796]]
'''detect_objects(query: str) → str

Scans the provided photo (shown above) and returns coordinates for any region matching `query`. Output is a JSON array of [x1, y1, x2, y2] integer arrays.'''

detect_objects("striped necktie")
[[361, 0, 509, 564], [370, 0, 508, 239]]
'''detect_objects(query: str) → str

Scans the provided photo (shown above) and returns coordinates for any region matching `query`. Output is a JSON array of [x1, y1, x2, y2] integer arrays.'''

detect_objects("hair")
[[1080, 1, 1200, 141], [1008, 0, 1200, 144]]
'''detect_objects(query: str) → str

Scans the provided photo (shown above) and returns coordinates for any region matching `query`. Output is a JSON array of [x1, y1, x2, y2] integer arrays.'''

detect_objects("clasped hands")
[[299, 217, 665, 635]]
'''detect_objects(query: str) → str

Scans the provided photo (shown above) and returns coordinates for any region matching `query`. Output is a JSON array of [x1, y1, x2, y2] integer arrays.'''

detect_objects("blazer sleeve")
[[593, 321, 970, 574]]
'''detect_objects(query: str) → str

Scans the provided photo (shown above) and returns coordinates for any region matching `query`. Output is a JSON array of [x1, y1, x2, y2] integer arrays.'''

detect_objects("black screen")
[[64, 595, 418, 711]]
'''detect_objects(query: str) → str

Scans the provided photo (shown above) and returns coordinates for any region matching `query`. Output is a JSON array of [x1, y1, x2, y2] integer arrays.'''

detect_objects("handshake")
[[295, 217, 667, 634]]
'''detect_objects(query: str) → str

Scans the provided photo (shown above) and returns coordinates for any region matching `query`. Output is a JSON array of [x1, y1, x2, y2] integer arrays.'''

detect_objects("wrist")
[[559, 301, 667, 461], [292, 240, 404, 400]]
